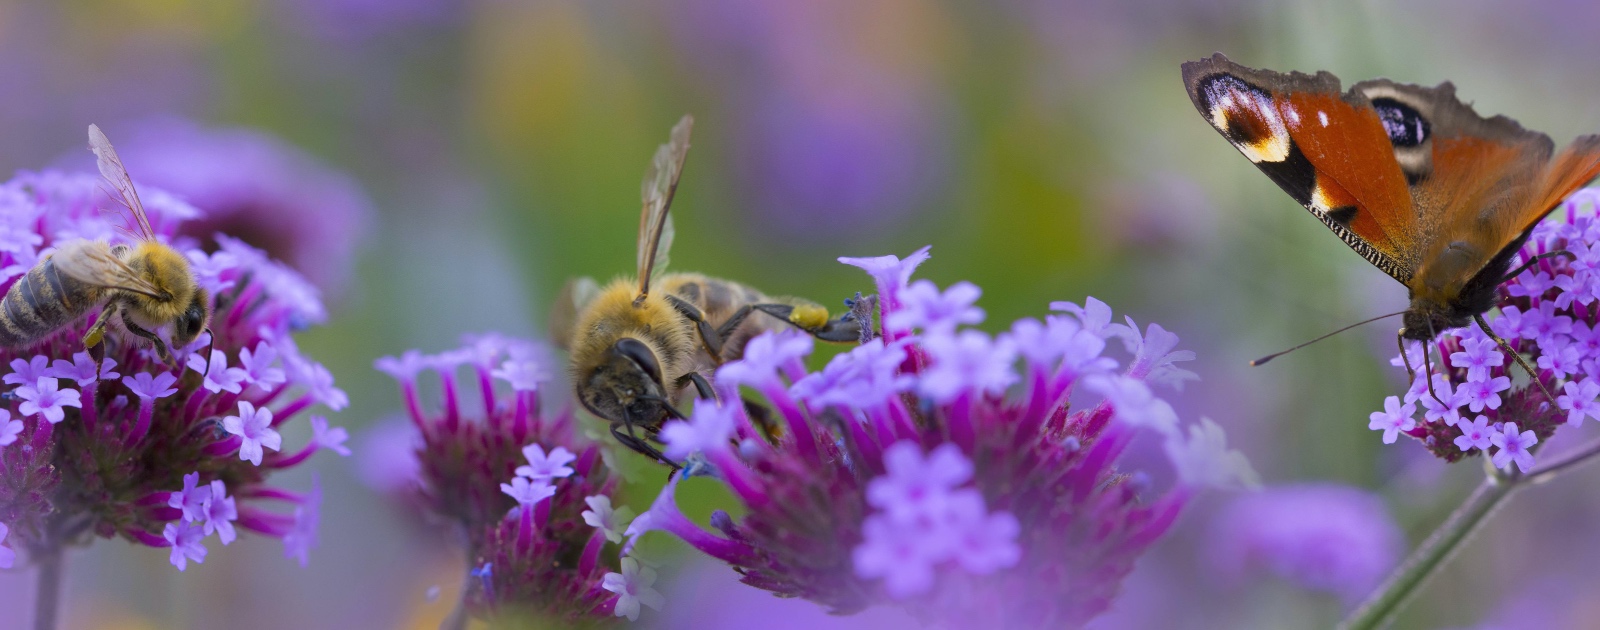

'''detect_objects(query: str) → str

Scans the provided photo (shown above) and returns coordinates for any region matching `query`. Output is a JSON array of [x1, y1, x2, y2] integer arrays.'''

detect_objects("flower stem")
[[1338, 468, 1519, 630], [1526, 435, 1600, 482], [33, 545, 63, 630]]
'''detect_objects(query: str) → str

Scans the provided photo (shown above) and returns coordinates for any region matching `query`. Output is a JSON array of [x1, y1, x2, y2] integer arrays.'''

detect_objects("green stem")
[[1338, 467, 1519, 630], [33, 545, 63, 630]]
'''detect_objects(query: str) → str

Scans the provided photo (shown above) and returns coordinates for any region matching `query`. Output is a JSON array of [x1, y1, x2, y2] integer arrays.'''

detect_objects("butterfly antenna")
[[1474, 314, 1557, 406], [1249, 310, 1407, 366]]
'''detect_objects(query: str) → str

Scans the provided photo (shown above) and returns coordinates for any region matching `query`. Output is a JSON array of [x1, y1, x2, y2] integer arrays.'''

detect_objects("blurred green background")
[[4, 0, 1600, 628]]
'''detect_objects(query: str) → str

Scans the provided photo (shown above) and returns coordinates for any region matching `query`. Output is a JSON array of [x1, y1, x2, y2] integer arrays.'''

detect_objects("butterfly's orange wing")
[[1183, 54, 1421, 283]]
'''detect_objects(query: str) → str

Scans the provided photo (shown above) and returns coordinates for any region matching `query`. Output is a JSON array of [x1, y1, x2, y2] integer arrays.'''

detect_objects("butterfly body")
[[1182, 53, 1600, 342]]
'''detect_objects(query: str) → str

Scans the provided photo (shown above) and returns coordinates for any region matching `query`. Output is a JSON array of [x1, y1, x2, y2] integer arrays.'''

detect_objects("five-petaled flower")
[[17, 377, 81, 424], [515, 444, 576, 479], [164, 521, 208, 571], [223, 401, 283, 466], [601, 557, 666, 622], [1490, 422, 1539, 473], [1369, 396, 1418, 444]]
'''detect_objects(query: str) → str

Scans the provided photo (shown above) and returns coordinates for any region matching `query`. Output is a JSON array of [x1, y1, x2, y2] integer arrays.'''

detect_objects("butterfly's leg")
[[1498, 251, 1576, 285], [1474, 314, 1557, 405], [1420, 334, 1446, 406], [1397, 328, 1420, 382]]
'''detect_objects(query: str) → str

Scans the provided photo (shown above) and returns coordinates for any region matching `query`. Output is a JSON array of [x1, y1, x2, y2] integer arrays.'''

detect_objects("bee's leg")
[[120, 313, 174, 366], [673, 371, 717, 402], [82, 304, 119, 380], [752, 303, 862, 343], [743, 397, 784, 443], [1497, 250, 1576, 285], [611, 421, 680, 470], [664, 294, 726, 362], [82, 304, 117, 350], [1474, 314, 1557, 405]]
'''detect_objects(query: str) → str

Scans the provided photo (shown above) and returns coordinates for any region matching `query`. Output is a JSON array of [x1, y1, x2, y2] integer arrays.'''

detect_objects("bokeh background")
[[2, 1, 1600, 628]]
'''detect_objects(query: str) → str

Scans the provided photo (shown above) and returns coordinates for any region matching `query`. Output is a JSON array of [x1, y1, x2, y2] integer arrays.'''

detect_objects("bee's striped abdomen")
[[0, 257, 99, 348]]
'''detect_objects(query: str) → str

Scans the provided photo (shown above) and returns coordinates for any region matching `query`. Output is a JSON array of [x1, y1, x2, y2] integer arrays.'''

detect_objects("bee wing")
[[51, 240, 164, 299], [87, 124, 158, 242], [549, 276, 601, 350], [636, 115, 693, 299]]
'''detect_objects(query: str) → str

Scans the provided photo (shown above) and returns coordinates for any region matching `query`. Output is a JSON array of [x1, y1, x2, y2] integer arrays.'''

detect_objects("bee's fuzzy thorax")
[[126, 241, 198, 320], [568, 278, 694, 387]]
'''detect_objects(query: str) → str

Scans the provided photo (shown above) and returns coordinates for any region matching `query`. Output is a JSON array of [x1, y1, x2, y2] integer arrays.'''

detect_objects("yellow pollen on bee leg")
[[790, 305, 829, 330]]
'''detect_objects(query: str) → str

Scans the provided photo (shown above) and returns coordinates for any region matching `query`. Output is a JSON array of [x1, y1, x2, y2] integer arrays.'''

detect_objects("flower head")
[[375, 333, 629, 623], [0, 166, 343, 574], [1369, 191, 1600, 464], [628, 251, 1250, 626]]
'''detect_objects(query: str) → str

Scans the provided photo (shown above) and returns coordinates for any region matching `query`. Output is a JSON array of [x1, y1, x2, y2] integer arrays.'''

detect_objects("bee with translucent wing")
[[0, 125, 211, 369], [554, 115, 861, 468]]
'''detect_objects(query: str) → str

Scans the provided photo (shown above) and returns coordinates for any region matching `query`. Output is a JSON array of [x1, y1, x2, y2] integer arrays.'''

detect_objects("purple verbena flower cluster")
[[0, 169, 346, 572], [625, 246, 1257, 627], [376, 334, 644, 624], [1372, 189, 1600, 471]]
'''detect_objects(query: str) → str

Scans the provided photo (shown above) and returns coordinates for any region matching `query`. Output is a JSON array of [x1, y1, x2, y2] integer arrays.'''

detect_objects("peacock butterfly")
[[1182, 53, 1600, 392]]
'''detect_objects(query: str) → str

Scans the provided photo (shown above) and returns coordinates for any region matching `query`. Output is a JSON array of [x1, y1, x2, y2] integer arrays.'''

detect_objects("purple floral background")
[[1, 1, 1600, 629]]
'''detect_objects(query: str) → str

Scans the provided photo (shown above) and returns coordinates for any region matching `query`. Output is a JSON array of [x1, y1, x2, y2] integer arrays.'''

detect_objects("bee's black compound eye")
[[612, 338, 663, 387]]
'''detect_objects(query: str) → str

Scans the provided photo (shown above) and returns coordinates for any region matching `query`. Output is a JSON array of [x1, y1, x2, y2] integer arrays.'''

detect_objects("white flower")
[[601, 557, 665, 621]]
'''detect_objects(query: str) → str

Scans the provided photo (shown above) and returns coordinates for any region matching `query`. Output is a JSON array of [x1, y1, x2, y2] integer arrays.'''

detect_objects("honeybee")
[[553, 115, 861, 467], [0, 125, 210, 366]]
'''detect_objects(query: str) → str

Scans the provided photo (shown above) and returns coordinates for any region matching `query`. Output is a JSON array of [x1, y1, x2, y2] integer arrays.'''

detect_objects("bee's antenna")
[[1249, 310, 1407, 366]]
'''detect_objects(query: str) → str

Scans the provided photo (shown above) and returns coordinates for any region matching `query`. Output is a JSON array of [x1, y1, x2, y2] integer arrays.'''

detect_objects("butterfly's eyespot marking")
[[1362, 91, 1435, 184], [1195, 74, 1291, 164], [1372, 98, 1430, 147]]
